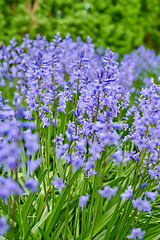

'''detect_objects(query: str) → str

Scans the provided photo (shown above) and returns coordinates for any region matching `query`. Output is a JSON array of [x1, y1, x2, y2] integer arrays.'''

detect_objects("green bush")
[[0, 0, 160, 55]]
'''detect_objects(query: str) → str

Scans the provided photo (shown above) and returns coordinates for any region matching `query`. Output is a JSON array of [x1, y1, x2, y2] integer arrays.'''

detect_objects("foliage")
[[0, 0, 160, 55], [0, 34, 160, 239]]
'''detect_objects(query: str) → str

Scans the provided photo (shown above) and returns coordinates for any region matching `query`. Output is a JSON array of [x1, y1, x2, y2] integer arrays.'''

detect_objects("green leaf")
[[144, 224, 160, 238], [0, 236, 5, 240], [119, 214, 134, 240], [21, 168, 48, 221], [46, 169, 81, 235], [34, 193, 45, 224], [104, 176, 125, 187], [31, 169, 81, 236], [38, 227, 51, 240], [104, 198, 122, 239], [0, 199, 8, 215], [76, 203, 118, 240]]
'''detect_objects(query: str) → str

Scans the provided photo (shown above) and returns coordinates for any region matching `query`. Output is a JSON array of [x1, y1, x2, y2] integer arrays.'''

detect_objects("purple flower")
[[71, 154, 85, 172], [113, 148, 123, 166], [127, 228, 146, 239], [89, 141, 103, 159], [84, 160, 95, 172], [105, 131, 120, 146], [86, 169, 97, 178], [145, 191, 158, 202], [124, 151, 135, 162], [148, 169, 158, 179], [51, 176, 65, 194], [99, 186, 118, 200], [121, 185, 133, 200], [79, 193, 89, 210], [56, 143, 69, 159], [132, 197, 151, 214], [0, 216, 9, 236], [23, 130, 39, 155], [52, 134, 64, 146], [65, 127, 72, 141], [16, 106, 25, 119], [76, 139, 86, 155], [140, 182, 147, 189], [133, 153, 139, 162], [25, 177, 39, 192], [26, 158, 41, 175], [0, 177, 23, 199]]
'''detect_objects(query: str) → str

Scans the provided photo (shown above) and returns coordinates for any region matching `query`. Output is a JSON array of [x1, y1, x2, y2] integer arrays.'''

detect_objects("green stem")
[[52, 108, 57, 208], [89, 150, 105, 240], [64, 157, 72, 240], [36, 79, 49, 211], [89, 194, 101, 240], [133, 148, 147, 193], [115, 201, 133, 240], [81, 174, 88, 239]]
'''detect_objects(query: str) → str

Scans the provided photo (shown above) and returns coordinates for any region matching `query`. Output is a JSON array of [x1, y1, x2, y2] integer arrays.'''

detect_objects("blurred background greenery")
[[0, 0, 160, 56]]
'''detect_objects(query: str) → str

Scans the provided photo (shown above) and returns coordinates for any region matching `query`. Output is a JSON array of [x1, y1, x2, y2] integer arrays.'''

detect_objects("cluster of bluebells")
[[0, 34, 103, 128], [118, 55, 135, 92], [119, 45, 160, 90], [0, 34, 160, 239], [0, 91, 41, 233], [119, 182, 158, 239], [125, 78, 160, 184], [0, 92, 40, 192], [54, 47, 130, 182]]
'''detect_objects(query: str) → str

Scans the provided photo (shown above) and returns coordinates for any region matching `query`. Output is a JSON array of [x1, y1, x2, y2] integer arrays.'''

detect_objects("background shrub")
[[0, 0, 160, 56]]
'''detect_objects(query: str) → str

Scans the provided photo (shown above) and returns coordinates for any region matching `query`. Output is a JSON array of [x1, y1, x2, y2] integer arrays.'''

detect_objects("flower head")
[[51, 176, 65, 194], [145, 191, 158, 202], [99, 186, 118, 200], [121, 185, 133, 200], [79, 193, 89, 210], [25, 177, 39, 192], [127, 228, 146, 239], [0, 216, 9, 236], [132, 197, 151, 214]]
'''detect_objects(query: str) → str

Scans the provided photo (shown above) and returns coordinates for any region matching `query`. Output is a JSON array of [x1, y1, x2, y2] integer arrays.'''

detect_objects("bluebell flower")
[[89, 141, 103, 159], [52, 134, 64, 146], [113, 148, 123, 166], [121, 185, 133, 200], [124, 151, 135, 162], [86, 169, 97, 178], [51, 176, 65, 194], [84, 160, 95, 172], [127, 228, 146, 239], [0, 216, 9, 236], [76, 139, 86, 155], [23, 130, 39, 155], [56, 143, 69, 159], [79, 193, 89, 210], [0, 177, 23, 199], [105, 131, 120, 146], [140, 182, 147, 189], [145, 191, 158, 202], [71, 153, 85, 172], [25, 177, 39, 192], [26, 158, 41, 175], [132, 197, 151, 215], [99, 186, 118, 200]]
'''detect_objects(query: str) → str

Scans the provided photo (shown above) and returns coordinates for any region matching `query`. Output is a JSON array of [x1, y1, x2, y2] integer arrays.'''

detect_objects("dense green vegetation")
[[0, 0, 160, 55]]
